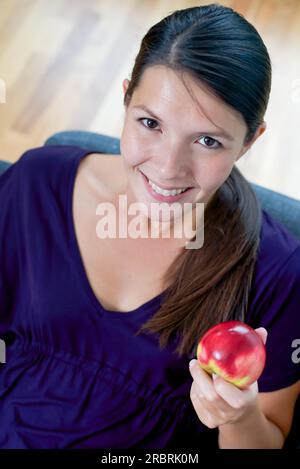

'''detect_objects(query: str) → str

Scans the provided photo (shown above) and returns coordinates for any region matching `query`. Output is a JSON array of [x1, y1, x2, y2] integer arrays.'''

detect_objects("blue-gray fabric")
[[251, 184, 300, 240], [45, 130, 121, 155], [0, 161, 11, 175]]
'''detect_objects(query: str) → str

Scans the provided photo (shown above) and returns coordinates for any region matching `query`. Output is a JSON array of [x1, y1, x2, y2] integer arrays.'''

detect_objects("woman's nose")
[[155, 145, 188, 179]]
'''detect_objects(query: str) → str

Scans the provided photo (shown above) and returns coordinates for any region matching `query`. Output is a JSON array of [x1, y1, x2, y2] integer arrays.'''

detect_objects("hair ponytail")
[[137, 166, 262, 357]]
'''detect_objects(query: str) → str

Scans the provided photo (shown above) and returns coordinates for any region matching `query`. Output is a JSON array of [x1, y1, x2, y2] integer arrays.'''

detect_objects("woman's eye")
[[138, 118, 159, 130], [198, 136, 221, 149], [137, 119, 221, 149]]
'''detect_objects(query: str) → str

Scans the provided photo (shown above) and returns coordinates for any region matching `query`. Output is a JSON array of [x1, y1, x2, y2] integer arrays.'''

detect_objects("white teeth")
[[148, 179, 187, 196]]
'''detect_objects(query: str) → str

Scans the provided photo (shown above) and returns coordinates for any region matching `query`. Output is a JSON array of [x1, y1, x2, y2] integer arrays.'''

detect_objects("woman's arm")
[[218, 380, 300, 448], [189, 328, 300, 449], [189, 361, 299, 448], [218, 411, 284, 449]]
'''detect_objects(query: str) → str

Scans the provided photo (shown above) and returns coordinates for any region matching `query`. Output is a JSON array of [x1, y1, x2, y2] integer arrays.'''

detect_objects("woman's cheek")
[[121, 133, 142, 168], [123, 139, 154, 170], [196, 157, 235, 194]]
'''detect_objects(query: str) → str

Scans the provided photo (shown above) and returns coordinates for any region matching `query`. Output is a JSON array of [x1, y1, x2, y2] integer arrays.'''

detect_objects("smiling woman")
[[0, 2, 299, 451], [120, 6, 270, 356], [119, 3, 300, 448]]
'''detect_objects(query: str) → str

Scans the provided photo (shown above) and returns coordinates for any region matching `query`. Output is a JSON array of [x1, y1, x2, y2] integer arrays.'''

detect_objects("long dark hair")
[[123, 4, 272, 357]]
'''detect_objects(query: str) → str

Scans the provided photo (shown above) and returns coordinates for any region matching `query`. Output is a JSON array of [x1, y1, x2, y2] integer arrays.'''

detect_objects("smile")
[[139, 170, 193, 202], [148, 178, 188, 196]]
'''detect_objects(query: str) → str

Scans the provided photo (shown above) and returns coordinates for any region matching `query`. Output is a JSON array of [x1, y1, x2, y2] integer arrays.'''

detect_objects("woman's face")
[[120, 65, 265, 225]]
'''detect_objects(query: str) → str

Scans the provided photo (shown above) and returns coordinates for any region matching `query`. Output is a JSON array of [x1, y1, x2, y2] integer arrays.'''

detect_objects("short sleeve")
[[254, 247, 300, 392], [0, 164, 19, 338]]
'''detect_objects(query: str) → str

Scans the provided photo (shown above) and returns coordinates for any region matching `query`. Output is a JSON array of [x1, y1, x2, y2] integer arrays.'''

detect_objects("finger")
[[191, 379, 205, 401], [254, 327, 268, 345], [212, 374, 258, 408], [189, 360, 230, 409], [189, 360, 220, 400], [190, 382, 218, 429]]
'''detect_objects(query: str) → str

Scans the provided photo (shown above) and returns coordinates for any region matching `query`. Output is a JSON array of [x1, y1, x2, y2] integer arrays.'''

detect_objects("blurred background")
[[0, 0, 299, 198]]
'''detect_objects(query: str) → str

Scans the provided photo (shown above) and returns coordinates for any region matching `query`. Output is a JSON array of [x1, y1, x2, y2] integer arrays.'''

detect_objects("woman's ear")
[[122, 78, 130, 96], [236, 121, 267, 161]]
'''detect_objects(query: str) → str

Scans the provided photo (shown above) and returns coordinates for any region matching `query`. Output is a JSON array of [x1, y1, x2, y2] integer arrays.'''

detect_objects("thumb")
[[255, 327, 268, 345]]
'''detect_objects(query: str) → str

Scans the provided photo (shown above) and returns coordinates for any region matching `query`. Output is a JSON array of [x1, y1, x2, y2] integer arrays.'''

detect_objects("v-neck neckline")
[[67, 148, 165, 317]]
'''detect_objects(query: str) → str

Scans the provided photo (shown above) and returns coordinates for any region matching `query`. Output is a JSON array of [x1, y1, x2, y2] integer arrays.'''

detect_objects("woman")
[[0, 4, 299, 449]]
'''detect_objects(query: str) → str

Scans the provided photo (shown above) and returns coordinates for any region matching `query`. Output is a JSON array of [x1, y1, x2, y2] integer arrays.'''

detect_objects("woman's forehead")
[[130, 65, 246, 138]]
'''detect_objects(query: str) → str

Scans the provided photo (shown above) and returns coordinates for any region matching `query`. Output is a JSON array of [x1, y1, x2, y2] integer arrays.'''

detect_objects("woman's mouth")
[[139, 170, 194, 202]]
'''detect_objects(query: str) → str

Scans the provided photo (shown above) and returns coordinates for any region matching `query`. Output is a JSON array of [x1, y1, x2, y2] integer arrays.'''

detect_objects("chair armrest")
[[252, 183, 300, 240], [44, 130, 120, 155], [0, 160, 11, 176]]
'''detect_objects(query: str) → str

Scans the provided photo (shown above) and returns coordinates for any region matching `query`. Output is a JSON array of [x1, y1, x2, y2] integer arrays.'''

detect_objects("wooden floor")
[[0, 0, 300, 199]]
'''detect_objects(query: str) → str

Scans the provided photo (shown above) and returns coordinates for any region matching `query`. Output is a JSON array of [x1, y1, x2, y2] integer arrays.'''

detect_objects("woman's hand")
[[188, 327, 267, 429]]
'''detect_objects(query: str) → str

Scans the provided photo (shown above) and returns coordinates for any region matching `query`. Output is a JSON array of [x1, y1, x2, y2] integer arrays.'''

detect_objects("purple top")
[[0, 145, 299, 449]]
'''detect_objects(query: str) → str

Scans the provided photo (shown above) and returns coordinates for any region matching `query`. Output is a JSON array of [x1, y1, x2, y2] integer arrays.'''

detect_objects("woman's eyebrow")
[[132, 104, 235, 141]]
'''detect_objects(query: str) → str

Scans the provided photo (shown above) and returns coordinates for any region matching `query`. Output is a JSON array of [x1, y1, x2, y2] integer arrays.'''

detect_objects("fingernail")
[[189, 359, 197, 370], [212, 373, 218, 380]]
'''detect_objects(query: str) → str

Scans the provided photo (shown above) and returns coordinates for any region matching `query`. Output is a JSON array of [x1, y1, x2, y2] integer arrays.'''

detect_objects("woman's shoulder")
[[247, 208, 300, 324], [75, 150, 124, 198], [1, 145, 88, 192], [16, 144, 88, 176], [6, 145, 116, 201], [1, 144, 124, 216], [246, 211, 300, 392], [6, 145, 124, 194], [257, 209, 300, 273]]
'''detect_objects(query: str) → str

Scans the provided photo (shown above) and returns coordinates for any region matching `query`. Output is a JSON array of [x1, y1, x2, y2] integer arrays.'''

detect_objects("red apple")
[[196, 320, 266, 388]]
